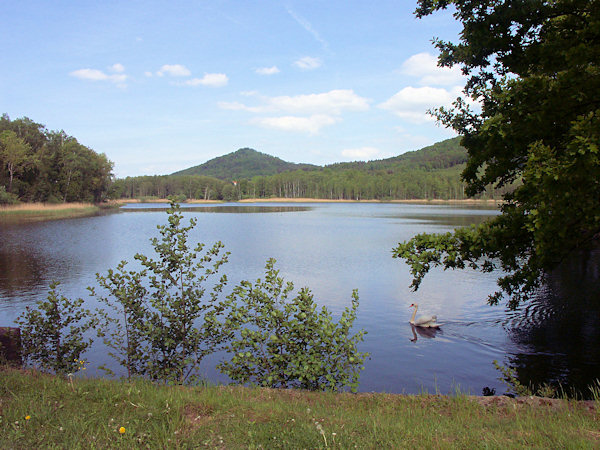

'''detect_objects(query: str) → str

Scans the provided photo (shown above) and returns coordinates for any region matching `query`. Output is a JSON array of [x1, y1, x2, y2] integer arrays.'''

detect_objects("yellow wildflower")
[[25, 415, 31, 421], [119, 427, 126, 434]]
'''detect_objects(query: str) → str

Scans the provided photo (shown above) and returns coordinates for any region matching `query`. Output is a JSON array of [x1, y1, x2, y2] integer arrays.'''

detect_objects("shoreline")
[[238, 197, 502, 205], [119, 198, 223, 204]]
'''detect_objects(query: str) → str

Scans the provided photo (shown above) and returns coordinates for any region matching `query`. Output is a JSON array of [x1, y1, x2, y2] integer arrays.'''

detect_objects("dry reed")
[[0, 202, 95, 212]]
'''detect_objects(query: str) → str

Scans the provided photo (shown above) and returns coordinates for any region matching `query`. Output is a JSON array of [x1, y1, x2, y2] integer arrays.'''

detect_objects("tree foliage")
[[173, 147, 317, 180], [0, 115, 113, 203], [218, 259, 368, 392], [394, 0, 600, 307], [92, 201, 231, 384], [16, 283, 97, 376]]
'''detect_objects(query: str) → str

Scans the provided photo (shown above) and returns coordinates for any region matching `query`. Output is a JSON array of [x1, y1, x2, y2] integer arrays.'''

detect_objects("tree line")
[[112, 137, 508, 201], [111, 166, 507, 202], [0, 115, 113, 204], [1, 114, 506, 205]]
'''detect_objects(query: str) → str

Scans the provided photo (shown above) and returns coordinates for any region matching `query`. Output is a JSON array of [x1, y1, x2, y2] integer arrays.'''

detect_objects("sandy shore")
[[238, 197, 502, 205], [118, 198, 223, 204]]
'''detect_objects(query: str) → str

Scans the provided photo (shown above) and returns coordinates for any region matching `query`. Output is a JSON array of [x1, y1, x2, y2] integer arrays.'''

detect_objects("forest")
[[1, 114, 507, 205], [0, 115, 113, 204], [111, 138, 509, 201]]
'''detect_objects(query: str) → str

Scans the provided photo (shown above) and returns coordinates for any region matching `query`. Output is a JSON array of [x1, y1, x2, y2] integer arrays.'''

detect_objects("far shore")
[[118, 198, 223, 204], [0, 197, 502, 224], [238, 197, 503, 205]]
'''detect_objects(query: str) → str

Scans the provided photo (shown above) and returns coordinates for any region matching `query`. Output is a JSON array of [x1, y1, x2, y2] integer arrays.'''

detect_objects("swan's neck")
[[410, 305, 417, 323]]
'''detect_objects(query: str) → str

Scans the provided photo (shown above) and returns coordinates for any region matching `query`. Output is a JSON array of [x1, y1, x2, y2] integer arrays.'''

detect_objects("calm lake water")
[[1, 202, 599, 396]]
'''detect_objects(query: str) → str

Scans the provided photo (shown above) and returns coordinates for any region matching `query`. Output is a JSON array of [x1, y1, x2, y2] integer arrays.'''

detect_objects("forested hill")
[[172, 147, 318, 180], [173, 138, 466, 181], [112, 136, 501, 202], [326, 137, 465, 172]]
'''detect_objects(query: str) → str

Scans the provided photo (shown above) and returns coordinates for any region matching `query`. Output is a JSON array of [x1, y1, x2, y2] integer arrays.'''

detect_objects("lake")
[[1, 202, 599, 396]]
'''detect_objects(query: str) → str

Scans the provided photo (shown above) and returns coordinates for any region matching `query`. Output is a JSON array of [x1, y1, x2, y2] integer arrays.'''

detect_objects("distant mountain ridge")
[[324, 137, 466, 172], [115, 137, 502, 201], [172, 147, 318, 180], [172, 137, 466, 181]]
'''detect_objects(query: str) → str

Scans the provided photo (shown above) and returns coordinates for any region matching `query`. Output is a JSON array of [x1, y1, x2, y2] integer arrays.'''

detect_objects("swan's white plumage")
[[409, 303, 440, 328]]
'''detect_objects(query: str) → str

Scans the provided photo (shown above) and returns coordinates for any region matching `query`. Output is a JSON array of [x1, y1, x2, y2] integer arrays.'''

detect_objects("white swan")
[[409, 303, 441, 328]]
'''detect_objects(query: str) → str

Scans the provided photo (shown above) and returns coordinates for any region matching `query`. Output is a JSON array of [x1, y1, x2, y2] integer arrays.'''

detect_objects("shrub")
[[15, 283, 97, 376], [218, 259, 368, 392], [92, 200, 231, 384]]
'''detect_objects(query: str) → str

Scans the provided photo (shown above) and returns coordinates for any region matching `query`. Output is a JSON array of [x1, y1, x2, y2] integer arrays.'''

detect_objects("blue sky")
[[1, 1, 464, 177]]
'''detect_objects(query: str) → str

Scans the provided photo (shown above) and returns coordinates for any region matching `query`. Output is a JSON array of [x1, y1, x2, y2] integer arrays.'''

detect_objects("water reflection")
[[0, 248, 50, 297], [409, 324, 442, 342], [503, 245, 600, 396]]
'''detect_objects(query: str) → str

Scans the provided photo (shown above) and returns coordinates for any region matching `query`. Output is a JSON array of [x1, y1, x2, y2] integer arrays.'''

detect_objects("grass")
[[0, 368, 598, 449], [0, 202, 118, 223]]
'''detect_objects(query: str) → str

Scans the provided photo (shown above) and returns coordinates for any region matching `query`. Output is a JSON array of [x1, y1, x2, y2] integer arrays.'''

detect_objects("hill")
[[112, 137, 506, 201], [325, 137, 466, 172], [172, 147, 318, 180]]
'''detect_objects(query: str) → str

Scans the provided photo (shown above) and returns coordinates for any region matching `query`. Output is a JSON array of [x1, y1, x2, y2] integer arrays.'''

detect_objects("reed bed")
[[0, 202, 116, 223], [0, 202, 95, 212]]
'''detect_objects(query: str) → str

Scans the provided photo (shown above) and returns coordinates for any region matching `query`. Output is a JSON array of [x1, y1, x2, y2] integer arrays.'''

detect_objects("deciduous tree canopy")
[[0, 115, 113, 203], [394, 0, 600, 308]]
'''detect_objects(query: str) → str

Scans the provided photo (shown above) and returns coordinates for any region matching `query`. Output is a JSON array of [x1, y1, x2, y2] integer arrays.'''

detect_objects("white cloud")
[[400, 52, 465, 86], [220, 89, 369, 134], [144, 71, 153, 77], [183, 73, 228, 87], [378, 86, 462, 124], [270, 90, 369, 114], [69, 68, 127, 86], [219, 89, 370, 115], [252, 115, 339, 134], [109, 63, 125, 73], [157, 64, 191, 77], [341, 147, 382, 160], [218, 101, 262, 113], [294, 56, 321, 70], [255, 66, 280, 75]]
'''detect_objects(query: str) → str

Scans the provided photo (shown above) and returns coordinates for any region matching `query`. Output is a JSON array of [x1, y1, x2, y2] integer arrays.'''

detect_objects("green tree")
[[218, 259, 368, 392], [0, 130, 33, 192], [16, 283, 97, 376], [394, 1, 600, 308], [93, 200, 231, 384]]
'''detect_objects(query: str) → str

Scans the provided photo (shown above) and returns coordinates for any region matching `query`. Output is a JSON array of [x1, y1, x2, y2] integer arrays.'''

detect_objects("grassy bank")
[[0, 369, 597, 449], [0, 202, 119, 223]]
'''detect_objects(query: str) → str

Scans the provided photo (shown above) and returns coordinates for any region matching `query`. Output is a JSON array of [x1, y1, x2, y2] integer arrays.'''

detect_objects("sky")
[[0, 1, 465, 177]]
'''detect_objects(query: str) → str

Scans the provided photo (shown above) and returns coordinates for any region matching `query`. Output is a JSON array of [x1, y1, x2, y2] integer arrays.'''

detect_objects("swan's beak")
[[409, 304, 414, 307]]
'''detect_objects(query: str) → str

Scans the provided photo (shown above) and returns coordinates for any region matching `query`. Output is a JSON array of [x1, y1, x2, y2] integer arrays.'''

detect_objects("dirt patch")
[[470, 395, 598, 415], [184, 403, 215, 427]]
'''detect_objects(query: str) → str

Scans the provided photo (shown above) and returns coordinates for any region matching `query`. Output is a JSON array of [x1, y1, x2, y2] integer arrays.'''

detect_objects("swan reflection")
[[409, 324, 442, 342]]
